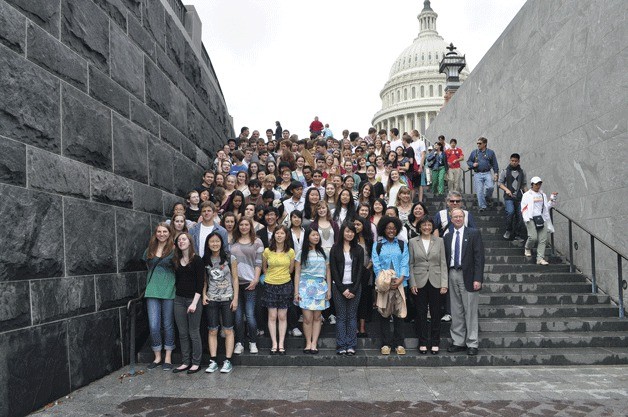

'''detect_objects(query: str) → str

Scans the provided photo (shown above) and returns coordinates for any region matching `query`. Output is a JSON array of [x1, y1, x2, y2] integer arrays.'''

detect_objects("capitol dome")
[[372, 0, 469, 135]]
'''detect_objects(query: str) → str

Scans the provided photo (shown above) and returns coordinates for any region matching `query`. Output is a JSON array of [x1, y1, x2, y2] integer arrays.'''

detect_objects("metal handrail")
[[126, 294, 146, 376], [550, 207, 626, 318]]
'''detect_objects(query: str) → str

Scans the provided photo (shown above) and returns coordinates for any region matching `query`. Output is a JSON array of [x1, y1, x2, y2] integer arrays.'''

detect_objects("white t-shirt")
[[198, 223, 215, 258], [342, 252, 352, 284], [411, 140, 426, 166], [389, 138, 403, 152]]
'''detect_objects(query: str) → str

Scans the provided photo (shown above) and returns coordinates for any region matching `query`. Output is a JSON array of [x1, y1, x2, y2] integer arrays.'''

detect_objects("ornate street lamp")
[[439, 43, 466, 104]]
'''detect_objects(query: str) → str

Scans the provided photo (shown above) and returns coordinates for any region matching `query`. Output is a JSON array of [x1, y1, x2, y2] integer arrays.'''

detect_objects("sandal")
[[419, 346, 428, 355], [431, 347, 439, 355], [278, 348, 286, 355], [270, 348, 278, 355]]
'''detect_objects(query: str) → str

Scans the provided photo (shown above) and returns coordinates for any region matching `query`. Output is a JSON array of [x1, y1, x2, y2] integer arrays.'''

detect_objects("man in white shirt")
[[281, 181, 305, 225], [189, 201, 229, 257], [410, 129, 427, 203], [389, 128, 403, 152]]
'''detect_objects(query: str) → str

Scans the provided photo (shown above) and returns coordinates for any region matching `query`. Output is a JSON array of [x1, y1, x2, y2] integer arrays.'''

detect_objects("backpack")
[[376, 240, 405, 255]]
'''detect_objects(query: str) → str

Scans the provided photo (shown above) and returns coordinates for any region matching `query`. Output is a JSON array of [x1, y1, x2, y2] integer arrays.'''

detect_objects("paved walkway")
[[32, 365, 628, 416]]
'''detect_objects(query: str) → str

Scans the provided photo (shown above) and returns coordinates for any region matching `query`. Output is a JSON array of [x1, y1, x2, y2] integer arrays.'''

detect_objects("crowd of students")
[[141, 124, 557, 373]]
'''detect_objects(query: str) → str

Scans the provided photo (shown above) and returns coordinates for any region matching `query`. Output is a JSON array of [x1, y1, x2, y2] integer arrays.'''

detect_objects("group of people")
[[142, 122, 558, 373]]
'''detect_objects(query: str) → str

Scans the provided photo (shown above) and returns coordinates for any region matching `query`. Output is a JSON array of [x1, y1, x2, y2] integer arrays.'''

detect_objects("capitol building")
[[372, 1, 469, 135]]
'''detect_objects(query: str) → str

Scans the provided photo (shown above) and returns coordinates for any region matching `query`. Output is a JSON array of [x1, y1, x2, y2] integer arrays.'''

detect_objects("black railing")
[[550, 207, 626, 318], [126, 294, 145, 375]]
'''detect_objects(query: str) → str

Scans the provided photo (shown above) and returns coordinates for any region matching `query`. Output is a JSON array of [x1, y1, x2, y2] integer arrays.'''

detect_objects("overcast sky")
[[187, 0, 527, 138]]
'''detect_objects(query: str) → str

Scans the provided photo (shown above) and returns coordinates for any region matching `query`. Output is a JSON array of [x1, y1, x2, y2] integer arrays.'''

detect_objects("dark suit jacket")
[[443, 227, 485, 292], [256, 227, 272, 248]]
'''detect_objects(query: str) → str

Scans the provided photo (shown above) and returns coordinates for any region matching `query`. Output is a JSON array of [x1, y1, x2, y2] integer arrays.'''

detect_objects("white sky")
[[187, 0, 527, 138]]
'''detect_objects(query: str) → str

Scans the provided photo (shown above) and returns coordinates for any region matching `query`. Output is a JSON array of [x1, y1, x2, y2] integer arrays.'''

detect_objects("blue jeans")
[[235, 284, 258, 344], [146, 298, 175, 352], [504, 199, 522, 234], [473, 172, 494, 209]]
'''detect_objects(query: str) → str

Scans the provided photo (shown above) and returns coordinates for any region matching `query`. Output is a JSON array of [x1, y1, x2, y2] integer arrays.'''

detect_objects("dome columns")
[[374, 111, 435, 135]]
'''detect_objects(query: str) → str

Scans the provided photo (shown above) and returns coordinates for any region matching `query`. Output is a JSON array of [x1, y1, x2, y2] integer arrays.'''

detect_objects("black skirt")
[[262, 281, 294, 309]]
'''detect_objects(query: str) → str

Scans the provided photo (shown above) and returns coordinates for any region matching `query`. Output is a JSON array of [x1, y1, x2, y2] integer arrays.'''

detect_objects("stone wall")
[[0, 1, 232, 415], [427, 0, 627, 310]]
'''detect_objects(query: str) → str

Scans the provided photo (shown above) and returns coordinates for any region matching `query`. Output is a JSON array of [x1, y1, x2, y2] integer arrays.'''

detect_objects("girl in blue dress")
[[293, 228, 331, 354]]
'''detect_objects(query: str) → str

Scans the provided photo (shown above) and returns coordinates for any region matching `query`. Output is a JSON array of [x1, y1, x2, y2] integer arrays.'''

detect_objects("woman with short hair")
[[372, 216, 409, 356], [409, 217, 448, 354]]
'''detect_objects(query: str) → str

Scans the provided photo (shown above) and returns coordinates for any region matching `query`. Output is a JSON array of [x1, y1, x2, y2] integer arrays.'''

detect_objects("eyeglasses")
[[449, 200, 461, 203], [476, 142, 483, 145]]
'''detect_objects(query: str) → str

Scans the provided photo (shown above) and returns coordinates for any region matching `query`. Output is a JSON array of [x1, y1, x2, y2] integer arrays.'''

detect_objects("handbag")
[[532, 201, 545, 230]]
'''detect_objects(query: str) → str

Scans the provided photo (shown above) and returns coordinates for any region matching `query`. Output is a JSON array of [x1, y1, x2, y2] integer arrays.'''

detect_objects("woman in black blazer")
[[409, 217, 448, 354], [329, 223, 364, 355]]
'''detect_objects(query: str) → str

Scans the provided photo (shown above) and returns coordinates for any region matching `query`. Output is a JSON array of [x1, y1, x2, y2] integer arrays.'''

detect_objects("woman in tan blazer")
[[409, 217, 448, 354]]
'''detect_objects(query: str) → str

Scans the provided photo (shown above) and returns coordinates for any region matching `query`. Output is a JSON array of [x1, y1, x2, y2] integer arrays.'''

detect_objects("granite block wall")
[[427, 0, 627, 311], [0, 1, 233, 416]]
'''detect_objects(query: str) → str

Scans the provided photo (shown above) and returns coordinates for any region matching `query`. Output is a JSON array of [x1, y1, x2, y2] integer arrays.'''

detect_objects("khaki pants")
[[447, 168, 462, 193], [525, 221, 548, 261]]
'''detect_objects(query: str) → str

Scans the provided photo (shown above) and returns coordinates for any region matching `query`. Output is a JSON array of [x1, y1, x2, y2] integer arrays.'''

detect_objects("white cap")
[[530, 176, 542, 184]]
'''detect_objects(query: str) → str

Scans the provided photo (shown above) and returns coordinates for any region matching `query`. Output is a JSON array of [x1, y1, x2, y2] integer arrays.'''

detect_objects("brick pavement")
[[32, 365, 628, 416]]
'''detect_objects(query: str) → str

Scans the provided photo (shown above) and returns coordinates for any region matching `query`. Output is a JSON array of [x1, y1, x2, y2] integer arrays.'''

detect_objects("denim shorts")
[[205, 300, 235, 330]]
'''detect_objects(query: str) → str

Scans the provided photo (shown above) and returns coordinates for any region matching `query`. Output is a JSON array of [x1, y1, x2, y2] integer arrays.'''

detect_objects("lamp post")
[[439, 43, 466, 105]]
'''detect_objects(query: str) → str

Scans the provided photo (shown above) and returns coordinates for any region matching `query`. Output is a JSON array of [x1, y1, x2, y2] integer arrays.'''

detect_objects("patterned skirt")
[[262, 281, 294, 309], [298, 275, 329, 311]]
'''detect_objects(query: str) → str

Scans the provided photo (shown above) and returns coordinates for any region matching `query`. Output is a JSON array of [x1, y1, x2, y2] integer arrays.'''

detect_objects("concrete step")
[[477, 331, 628, 349], [478, 304, 617, 319], [139, 346, 628, 367], [484, 255, 561, 263], [241, 331, 627, 350], [484, 272, 589, 283], [484, 264, 570, 273], [479, 317, 628, 332], [479, 293, 611, 305], [482, 282, 592, 293]]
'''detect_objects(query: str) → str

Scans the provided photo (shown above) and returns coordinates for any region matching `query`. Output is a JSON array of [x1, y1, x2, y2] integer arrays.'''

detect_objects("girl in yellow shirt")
[[262, 225, 295, 355]]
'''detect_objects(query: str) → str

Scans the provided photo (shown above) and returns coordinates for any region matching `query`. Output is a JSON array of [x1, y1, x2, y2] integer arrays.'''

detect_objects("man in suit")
[[256, 207, 279, 247], [443, 208, 485, 356]]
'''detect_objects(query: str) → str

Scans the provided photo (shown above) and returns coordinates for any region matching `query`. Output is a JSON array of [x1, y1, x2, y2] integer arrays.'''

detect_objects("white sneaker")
[[291, 327, 303, 337], [524, 249, 532, 257], [220, 360, 233, 373], [441, 314, 452, 322], [205, 360, 218, 373], [328, 315, 337, 325], [234, 342, 244, 355], [537, 259, 549, 265], [249, 342, 258, 354]]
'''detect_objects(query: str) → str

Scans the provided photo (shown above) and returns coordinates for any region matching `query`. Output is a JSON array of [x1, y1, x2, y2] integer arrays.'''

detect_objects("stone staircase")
[[138, 194, 628, 367]]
